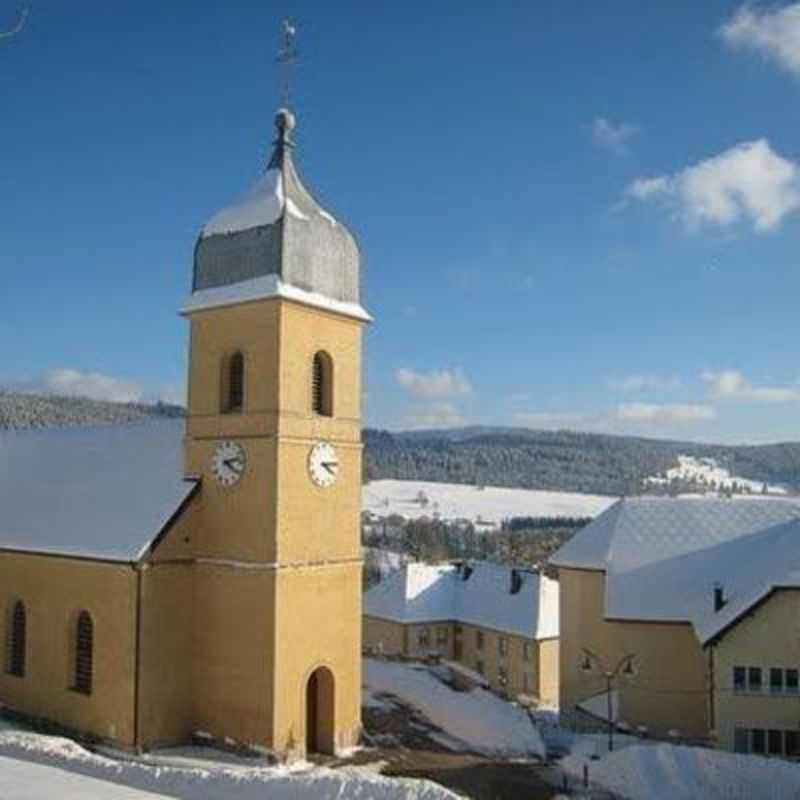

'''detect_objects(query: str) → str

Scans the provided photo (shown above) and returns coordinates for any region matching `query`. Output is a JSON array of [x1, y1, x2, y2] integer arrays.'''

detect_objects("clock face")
[[308, 441, 338, 488], [211, 440, 246, 487]]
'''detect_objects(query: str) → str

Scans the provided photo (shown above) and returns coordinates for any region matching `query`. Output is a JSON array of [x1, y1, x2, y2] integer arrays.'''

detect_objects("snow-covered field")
[[562, 743, 800, 800], [0, 728, 459, 800], [364, 658, 545, 759], [363, 480, 615, 529], [646, 455, 787, 495]]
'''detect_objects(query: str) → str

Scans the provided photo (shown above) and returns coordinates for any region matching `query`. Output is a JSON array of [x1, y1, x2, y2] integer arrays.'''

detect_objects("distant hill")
[[364, 427, 800, 496], [0, 392, 185, 431]]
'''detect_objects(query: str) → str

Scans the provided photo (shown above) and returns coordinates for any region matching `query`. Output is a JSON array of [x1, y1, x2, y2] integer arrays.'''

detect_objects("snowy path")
[[0, 729, 461, 800], [0, 755, 168, 800]]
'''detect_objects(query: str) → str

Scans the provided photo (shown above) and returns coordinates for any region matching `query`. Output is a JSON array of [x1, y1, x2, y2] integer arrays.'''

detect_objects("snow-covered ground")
[[0, 728, 459, 800], [363, 480, 615, 529], [363, 658, 545, 759], [646, 455, 787, 495], [561, 743, 800, 800]]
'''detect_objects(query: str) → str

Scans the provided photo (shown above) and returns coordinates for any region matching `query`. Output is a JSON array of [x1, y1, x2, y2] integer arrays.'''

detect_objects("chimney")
[[713, 582, 726, 613], [510, 569, 523, 595]]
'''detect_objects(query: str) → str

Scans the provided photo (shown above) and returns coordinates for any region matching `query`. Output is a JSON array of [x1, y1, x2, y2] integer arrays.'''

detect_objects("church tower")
[[177, 108, 369, 757]]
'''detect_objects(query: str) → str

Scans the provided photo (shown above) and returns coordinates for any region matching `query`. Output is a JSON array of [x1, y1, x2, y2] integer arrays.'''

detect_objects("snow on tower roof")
[[550, 496, 800, 644], [364, 561, 559, 639], [0, 419, 196, 562]]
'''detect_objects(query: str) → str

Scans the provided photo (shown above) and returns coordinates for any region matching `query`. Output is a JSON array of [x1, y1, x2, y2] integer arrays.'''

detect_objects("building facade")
[[552, 496, 800, 755], [0, 107, 369, 758], [363, 562, 560, 705]]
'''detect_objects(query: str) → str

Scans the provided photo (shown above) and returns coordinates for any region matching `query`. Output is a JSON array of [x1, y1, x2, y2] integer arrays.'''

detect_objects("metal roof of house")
[[0, 419, 195, 562], [550, 496, 800, 644], [363, 561, 559, 639], [189, 108, 366, 321]]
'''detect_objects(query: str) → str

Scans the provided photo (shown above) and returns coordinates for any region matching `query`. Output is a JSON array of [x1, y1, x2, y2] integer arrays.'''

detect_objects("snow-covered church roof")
[[0, 419, 195, 562], [550, 496, 800, 644], [183, 108, 369, 322], [364, 561, 559, 639]]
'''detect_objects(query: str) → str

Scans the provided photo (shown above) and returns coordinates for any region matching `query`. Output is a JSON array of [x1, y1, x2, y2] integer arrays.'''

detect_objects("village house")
[[0, 107, 367, 758], [363, 561, 560, 705], [551, 496, 800, 756]]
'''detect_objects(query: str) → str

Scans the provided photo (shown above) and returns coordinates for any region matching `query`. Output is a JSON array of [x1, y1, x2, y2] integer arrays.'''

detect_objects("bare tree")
[[0, 6, 29, 40]]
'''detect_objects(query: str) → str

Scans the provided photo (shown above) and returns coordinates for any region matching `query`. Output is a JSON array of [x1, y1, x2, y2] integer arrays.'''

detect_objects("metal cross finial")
[[276, 18, 298, 109]]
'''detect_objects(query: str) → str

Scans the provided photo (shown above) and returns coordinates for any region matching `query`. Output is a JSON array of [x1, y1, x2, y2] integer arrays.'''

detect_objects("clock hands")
[[322, 461, 338, 475], [223, 457, 244, 473]]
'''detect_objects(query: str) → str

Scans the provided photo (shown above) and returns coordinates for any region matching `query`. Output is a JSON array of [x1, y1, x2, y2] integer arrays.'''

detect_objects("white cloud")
[[702, 369, 800, 403], [592, 116, 640, 155], [394, 367, 472, 399], [627, 139, 800, 232], [609, 374, 681, 392], [5, 368, 184, 406], [615, 402, 716, 423], [514, 402, 715, 432], [720, 3, 800, 76], [404, 402, 466, 430]]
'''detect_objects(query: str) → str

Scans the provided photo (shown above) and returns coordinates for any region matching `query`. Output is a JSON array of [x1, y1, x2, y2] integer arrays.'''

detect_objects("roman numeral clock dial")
[[308, 441, 338, 488], [211, 440, 246, 487]]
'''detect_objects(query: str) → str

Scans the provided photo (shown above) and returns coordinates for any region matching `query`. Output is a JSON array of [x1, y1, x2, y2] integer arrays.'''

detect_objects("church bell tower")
[[178, 106, 369, 757]]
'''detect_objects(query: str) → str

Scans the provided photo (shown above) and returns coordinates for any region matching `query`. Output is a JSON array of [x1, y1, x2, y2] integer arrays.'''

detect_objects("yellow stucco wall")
[[712, 589, 800, 752], [539, 638, 560, 706], [0, 553, 137, 745], [363, 616, 407, 655], [558, 567, 708, 739]]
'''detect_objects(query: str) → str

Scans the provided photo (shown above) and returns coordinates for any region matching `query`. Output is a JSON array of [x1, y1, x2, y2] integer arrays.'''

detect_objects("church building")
[[0, 106, 369, 758]]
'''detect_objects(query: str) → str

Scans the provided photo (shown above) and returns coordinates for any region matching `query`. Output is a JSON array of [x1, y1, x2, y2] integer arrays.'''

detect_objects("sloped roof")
[[550, 496, 800, 643], [0, 419, 196, 562], [364, 561, 559, 639]]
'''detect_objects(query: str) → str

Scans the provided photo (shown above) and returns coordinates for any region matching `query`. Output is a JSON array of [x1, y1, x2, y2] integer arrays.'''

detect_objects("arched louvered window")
[[226, 351, 245, 413], [312, 351, 333, 417], [73, 611, 93, 695], [5, 601, 26, 677]]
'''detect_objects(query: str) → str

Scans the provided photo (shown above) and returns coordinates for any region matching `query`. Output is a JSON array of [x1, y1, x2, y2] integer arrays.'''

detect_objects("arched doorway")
[[306, 666, 335, 755]]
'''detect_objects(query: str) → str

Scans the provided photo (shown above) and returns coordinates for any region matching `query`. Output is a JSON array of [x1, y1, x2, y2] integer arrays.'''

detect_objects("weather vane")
[[276, 18, 298, 109]]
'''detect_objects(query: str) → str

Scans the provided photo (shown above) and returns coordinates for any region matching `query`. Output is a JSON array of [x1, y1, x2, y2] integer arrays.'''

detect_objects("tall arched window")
[[226, 351, 244, 413], [73, 611, 93, 695], [311, 351, 333, 417], [5, 600, 26, 677]]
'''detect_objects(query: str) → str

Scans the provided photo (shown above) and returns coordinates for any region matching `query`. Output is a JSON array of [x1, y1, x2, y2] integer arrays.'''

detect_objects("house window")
[[734, 728, 749, 754], [752, 728, 766, 755], [748, 667, 762, 693], [475, 659, 485, 675], [476, 631, 484, 651], [454, 641, 463, 660], [73, 611, 93, 695], [436, 626, 449, 645], [5, 600, 26, 677], [523, 672, 532, 693], [786, 731, 800, 758], [787, 669, 799, 694], [311, 352, 333, 417], [498, 665, 508, 687], [226, 351, 244, 413], [523, 642, 533, 662], [498, 637, 508, 657], [733, 666, 746, 693], [768, 730, 783, 756], [417, 628, 430, 648], [770, 668, 784, 695]]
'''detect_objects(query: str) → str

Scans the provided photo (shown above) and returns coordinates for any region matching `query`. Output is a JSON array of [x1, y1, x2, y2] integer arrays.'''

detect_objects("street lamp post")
[[580, 648, 637, 753]]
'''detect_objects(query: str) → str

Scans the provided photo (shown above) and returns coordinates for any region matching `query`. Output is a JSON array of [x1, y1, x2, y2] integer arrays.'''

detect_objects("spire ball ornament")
[[275, 107, 296, 134]]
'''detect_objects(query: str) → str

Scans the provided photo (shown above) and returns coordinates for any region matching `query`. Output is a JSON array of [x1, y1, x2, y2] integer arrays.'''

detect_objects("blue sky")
[[2, 1, 799, 444]]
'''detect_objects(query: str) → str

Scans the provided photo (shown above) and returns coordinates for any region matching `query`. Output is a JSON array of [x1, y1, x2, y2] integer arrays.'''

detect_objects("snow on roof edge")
[[180, 274, 372, 322]]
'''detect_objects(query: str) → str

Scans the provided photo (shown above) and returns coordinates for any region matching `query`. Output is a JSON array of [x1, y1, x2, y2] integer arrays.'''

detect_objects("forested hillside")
[[0, 392, 184, 431], [364, 427, 800, 496]]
